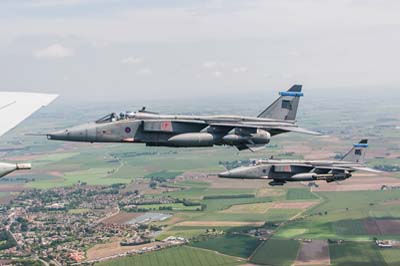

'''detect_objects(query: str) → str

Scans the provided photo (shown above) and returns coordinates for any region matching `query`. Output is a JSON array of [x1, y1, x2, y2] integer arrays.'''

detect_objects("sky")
[[0, 0, 399, 102]]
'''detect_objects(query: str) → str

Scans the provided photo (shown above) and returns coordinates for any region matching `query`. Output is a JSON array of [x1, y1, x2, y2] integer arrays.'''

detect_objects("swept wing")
[[0, 92, 58, 137]]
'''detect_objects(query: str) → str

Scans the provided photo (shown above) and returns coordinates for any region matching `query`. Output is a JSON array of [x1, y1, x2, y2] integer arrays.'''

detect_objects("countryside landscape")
[[1, 91, 400, 266]]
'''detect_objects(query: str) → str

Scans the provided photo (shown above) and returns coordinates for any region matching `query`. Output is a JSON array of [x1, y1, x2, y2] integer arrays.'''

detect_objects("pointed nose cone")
[[47, 129, 69, 140], [47, 123, 97, 142], [218, 170, 233, 178], [218, 167, 250, 179]]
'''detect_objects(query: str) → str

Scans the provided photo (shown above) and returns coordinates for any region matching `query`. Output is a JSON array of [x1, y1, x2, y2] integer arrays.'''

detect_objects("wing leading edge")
[[0, 92, 58, 137]]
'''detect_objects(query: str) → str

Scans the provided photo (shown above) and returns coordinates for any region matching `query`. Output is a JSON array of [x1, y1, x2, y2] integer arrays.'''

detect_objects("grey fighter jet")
[[47, 85, 319, 151], [219, 140, 381, 185], [0, 92, 58, 178]]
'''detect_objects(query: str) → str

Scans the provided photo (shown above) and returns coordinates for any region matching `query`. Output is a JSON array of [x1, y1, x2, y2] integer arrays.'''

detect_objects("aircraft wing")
[[0, 92, 58, 137], [208, 123, 321, 136], [314, 166, 349, 172], [275, 126, 322, 136], [350, 166, 382, 173]]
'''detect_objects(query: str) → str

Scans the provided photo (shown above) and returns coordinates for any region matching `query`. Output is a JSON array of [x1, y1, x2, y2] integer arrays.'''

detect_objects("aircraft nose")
[[47, 129, 69, 140], [47, 123, 96, 142], [218, 170, 233, 178], [218, 167, 248, 179]]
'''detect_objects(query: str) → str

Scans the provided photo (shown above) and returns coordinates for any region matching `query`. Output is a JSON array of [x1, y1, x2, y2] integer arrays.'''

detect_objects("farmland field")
[[295, 240, 330, 265], [329, 242, 387, 266], [220, 202, 272, 213], [379, 248, 400, 266], [136, 203, 201, 211], [286, 188, 318, 201], [264, 208, 302, 222], [144, 170, 183, 180], [202, 197, 273, 212], [95, 246, 244, 266], [190, 234, 262, 258], [275, 190, 400, 240], [250, 239, 300, 266], [165, 187, 256, 200], [333, 219, 367, 235]]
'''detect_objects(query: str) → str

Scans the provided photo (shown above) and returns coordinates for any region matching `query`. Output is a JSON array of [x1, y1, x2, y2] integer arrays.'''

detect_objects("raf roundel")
[[125, 127, 131, 133]]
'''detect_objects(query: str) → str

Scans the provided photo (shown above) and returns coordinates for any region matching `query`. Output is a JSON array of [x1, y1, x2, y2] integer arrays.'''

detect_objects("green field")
[[136, 203, 201, 211], [333, 219, 367, 236], [28, 167, 130, 189], [157, 229, 206, 240], [165, 187, 256, 200], [275, 190, 400, 240], [309, 190, 400, 216], [329, 242, 387, 266], [202, 197, 273, 212], [95, 246, 244, 266], [144, 170, 183, 180], [379, 247, 400, 266], [190, 234, 262, 258], [286, 188, 318, 201], [265, 209, 302, 222], [68, 208, 90, 214], [250, 239, 300, 266]]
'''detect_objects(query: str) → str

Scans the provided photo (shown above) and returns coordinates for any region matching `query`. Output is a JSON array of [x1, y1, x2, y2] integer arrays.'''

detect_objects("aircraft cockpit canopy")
[[95, 112, 135, 123]]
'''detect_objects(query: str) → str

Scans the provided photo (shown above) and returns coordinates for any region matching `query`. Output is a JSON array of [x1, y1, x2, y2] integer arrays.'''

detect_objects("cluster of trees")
[[375, 165, 400, 172], [0, 230, 17, 251], [203, 194, 255, 200], [110, 151, 160, 158], [15, 217, 29, 232], [219, 160, 252, 170]]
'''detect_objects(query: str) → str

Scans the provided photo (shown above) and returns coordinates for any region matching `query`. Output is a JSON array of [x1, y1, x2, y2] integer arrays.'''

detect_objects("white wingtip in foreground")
[[0, 92, 58, 137], [0, 91, 58, 178]]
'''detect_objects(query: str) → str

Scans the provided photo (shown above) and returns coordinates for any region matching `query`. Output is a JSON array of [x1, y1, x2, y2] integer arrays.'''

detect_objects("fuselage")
[[47, 111, 302, 150], [218, 159, 360, 183]]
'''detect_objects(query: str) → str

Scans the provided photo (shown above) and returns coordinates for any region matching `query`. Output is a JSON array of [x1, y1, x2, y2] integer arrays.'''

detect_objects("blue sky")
[[0, 0, 399, 102]]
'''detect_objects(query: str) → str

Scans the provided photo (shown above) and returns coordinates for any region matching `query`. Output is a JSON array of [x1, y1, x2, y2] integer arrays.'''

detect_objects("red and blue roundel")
[[125, 127, 131, 133]]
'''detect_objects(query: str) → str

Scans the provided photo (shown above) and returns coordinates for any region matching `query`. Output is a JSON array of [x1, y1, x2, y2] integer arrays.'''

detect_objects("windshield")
[[95, 112, 135, 123]]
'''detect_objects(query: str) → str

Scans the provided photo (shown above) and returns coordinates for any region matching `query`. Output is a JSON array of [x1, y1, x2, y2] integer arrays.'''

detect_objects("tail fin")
[[257, 84, 303, 121], [341, 139, 368, 164]]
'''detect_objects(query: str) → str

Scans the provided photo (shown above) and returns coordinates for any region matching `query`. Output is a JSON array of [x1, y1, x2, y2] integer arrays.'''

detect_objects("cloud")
[[213, 71, 222, 78], [2, 0, 400, 98], [232, 66, 247, 73], [33, 44, 74, 59], [121, 56, 143, 65], [202, 61, 218, 68], [136, 68, 152, 75], [25, 0, 104, 7]]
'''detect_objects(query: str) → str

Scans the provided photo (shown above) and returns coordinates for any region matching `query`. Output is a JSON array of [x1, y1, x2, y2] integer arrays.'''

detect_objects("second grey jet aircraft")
[[219, 140, 381, 185], [47, 85, 319, 151]]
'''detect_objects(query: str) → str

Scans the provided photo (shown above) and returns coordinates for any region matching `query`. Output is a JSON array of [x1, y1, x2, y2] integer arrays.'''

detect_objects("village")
[[0, 182, 189, 265]]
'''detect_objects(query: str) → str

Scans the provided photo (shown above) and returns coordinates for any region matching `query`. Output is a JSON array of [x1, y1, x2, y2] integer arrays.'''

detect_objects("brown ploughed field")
[[294, 240, 330, 266]]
